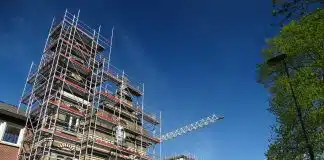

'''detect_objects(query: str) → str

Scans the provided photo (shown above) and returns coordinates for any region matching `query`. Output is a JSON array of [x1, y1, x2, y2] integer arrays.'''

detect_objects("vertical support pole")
[[84, 30, 95, 160], [16, 127, 25, 160], [35, 10, 67, 160], [118, 70, 125, 120], [18, 62, 34, 114], [25, 53, 46, 160], [107, 26, 114, 71], [114, 70, 124, 160], [63, 9, 81, 160], [160, 111, 162, 160], [82, 23, 97, 160], [105, 27, 114, 108], [90, 25, 101, 159], [153, 126, 156, 158], [38, 9, 78, 160], [141, 83, 144, 155], [96, 56, 106, 135], [43, 17, 56, 53], [93, 25, 102, 107]]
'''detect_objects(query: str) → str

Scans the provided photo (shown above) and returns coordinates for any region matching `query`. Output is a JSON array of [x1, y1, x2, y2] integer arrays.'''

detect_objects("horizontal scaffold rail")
[[96, 110, 160, 144], [99, 90, 160, 124]]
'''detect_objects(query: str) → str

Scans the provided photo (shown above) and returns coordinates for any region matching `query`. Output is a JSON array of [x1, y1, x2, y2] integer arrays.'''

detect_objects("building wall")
[[0, 143, 19, 160], [0, 120, 25, 160]]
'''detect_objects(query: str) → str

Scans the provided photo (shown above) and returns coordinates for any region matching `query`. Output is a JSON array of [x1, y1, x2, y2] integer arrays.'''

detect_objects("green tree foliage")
[[272, 0, 324, 25], [258, 8, 324, 159]]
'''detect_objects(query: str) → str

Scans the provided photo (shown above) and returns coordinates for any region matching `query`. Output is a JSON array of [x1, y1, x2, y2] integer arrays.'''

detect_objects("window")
[[0, 122, 24, 146], [63, 114, 78, 132], [2, 125, 20, 144]]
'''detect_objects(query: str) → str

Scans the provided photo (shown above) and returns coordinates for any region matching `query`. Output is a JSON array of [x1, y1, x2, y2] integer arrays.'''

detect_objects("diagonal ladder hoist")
[[161, 114, 224, 141]]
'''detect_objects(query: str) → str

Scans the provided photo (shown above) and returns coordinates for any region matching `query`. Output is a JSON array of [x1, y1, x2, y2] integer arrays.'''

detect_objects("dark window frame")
[[2, 124, 21, 144]]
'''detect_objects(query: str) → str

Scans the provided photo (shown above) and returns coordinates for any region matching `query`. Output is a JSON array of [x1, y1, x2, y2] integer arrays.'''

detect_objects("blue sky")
[[0, 0, 276, 159]]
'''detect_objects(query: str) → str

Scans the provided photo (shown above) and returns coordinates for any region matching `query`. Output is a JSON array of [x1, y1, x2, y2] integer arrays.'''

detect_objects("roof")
[[0, 101, 26, 121]]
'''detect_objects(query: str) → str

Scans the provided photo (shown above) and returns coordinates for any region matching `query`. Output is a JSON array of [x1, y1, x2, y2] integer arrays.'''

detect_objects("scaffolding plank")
[[41, 128, 80, 142], [96, 111, 118, 125], [55, 76, 88, 93], [49, 100, 84, 117], [95, 138, 152, 160]]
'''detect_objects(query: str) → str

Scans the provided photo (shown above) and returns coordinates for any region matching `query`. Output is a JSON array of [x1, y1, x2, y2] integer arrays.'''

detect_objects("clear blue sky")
[[0, 0, 276, 159]]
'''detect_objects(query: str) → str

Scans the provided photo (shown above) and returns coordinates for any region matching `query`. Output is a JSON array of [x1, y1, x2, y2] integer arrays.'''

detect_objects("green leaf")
[[258, 8, 324, 159]]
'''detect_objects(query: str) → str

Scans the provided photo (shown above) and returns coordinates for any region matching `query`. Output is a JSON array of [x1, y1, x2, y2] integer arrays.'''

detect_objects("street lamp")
[[267, 53, 315, 160]]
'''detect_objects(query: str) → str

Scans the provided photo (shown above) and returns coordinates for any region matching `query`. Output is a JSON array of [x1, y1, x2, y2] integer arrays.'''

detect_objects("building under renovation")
[[18, 10, 161, 160]]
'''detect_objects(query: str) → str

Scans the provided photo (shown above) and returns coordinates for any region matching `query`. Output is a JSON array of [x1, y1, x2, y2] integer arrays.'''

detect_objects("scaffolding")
[[164, 154, 197, 160], [18, 10, 161, 160]]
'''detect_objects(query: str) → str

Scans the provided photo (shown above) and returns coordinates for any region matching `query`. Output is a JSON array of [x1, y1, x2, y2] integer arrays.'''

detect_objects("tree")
[[272, 0, 324, 25], [258, 8, 324, 159]]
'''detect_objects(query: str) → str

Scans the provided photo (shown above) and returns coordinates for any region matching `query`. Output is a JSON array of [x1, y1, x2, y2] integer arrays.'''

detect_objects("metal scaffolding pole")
[[18, 9, 161, 160]]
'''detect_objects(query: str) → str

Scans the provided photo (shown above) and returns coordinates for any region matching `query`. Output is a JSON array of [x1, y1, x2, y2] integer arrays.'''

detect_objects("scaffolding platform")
[[18, 10, 161, 160]]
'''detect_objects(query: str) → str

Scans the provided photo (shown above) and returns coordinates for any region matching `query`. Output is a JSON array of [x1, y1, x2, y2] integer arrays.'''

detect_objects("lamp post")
[[267, 53, 315, 160]]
